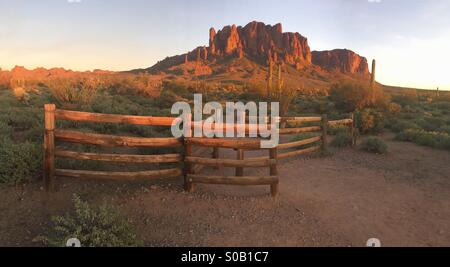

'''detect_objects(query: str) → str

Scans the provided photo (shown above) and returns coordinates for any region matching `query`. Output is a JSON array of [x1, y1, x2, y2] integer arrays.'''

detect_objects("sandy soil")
[[0, 133, 449, 247]]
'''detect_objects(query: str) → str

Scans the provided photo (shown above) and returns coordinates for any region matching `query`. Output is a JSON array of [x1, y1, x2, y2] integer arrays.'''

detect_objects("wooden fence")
[[43, 104, 183, 192], [43, 104, 355, 197]]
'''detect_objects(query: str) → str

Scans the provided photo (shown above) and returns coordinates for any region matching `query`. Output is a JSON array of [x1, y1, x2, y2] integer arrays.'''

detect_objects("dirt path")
[[0, 134, 449, 246]]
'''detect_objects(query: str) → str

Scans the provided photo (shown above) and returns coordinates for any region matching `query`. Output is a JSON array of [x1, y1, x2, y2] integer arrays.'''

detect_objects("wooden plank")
[[54, 129, 182, 148], [279, 126, 322, 135], [55, 168, 182, 181], [55, 150, 182, 163], [185, 156, 275, 168], [55, 109, 180, 126], [278, 145, 321, 160], [185, 137, 262, 150], [282, 116, 322, 123], [188, 174, 278, 186], [192, 122, 272, 135], [328, 119, 353, 126], [44, 104, 56, 192], [277, 136, 322, 150]]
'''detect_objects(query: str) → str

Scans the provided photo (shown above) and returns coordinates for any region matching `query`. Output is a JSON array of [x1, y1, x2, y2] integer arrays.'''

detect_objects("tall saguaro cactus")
[[277, 62, 284, 96], [371, 59, 376, 87], [267, 60, 273, 98]]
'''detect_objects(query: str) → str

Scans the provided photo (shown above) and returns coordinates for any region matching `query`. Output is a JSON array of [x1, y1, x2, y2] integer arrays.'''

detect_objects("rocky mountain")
[[0, 66, 114, 80], [312, 49, 369, 75], [146, 21, 371, 79]]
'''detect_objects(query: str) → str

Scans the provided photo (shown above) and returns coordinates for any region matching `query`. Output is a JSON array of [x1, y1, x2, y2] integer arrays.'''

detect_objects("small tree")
[[330, 80, 388, 112]]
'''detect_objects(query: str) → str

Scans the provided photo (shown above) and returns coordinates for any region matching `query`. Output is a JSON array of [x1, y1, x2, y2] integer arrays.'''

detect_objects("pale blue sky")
[[1, 0, 450, 89]]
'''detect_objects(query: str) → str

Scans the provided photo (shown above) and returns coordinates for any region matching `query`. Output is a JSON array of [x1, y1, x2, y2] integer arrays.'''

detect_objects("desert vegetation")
[[0, 65, 449, 247], [40, 194, 142, 247], [0, 69, 449, 187]]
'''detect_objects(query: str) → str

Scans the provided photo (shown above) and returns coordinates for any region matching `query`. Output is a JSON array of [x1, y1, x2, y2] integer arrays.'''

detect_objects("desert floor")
[[1, 133, 449, 247]]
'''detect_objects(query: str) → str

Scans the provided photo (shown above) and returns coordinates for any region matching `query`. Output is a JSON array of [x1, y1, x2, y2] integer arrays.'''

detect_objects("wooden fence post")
[[235, 149, 244, 176], [44, 104, 56, 192], [183, 114, 194, 192], [269, 147, 278, 197], [321, 114, 328, 153], [350, 113, 356, 147]]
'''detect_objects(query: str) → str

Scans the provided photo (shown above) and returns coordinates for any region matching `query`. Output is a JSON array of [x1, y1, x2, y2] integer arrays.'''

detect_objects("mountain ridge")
[[143, 21, 371, 79]]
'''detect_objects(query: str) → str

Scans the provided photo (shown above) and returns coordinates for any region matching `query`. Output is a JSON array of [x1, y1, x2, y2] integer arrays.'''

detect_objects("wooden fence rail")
[[43, 104, 184, 192], [44, 104, 355, 197]]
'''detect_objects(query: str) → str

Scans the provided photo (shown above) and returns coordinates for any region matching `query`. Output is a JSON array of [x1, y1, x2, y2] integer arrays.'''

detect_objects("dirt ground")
[[1, 133, 449, 247]]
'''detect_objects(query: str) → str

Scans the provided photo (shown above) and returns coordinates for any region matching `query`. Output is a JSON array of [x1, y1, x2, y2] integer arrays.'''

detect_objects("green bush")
[[389, 119, 420, 133], [330, 81, 388, 112], [415, 117, 444, 132], [438, 125, 450, 135], [331, 132, 353, 148], [0, 121, 12, 138], [355, 108, 385, 134], [45, 195, 142, 247], [360, 137, 388, 154], [396, 129, 450, 150], [0, 138, 42, 184]]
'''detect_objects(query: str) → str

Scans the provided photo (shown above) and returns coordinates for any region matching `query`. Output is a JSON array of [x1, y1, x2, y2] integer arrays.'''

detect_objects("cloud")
[[368, 0, 382, 3]]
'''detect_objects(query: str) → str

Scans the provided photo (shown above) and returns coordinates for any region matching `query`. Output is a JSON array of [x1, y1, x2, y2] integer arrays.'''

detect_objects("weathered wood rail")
[[43, 104, 184, 192], [43, 104, 355, 197]]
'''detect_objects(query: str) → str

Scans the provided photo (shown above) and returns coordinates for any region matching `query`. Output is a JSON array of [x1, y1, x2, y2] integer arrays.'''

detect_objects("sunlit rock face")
[[312, 49, 370, 76]]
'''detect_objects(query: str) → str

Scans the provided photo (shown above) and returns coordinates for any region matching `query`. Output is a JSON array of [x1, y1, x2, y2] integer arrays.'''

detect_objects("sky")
[[1, 0, 450, 90]]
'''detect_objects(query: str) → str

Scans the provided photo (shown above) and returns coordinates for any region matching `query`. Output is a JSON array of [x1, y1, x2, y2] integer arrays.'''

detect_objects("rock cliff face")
[[312, 49, 369, 76], [147, 21, 370, 78], [208, 21, 311, 65]]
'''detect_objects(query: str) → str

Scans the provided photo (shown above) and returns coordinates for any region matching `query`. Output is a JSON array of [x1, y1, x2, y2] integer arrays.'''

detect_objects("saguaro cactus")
[[371, 59, 376, 87], [267, 60, 273, 98], [277, 62, 284, 95]]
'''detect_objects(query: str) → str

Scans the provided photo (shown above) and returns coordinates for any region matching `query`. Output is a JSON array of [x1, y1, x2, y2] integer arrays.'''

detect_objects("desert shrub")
[[45, 77, 102, 104], [330, 131, 353, 148], [415, 117, 445, 132], [392, 90, 418, 106], [44, 195, 142, 247], [0, 121, 12, 138], [360, 136, 388, 154], [438, 125, 450, 135], [355, 108, 385, 134], [389, 119, 420, 133], [330, 81, 370, 112], [387, 102, 402, 114], [330, 81, 388, 112], [157, 89, 182, 109], [396, 129, 450, 150], [432, 101, 450, 111], [0, 138, 42, 184]]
